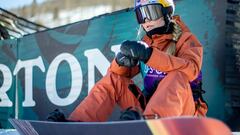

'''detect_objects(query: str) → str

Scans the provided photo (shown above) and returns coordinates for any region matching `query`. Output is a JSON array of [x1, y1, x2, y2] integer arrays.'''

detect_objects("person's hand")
[[115, 52, 138, 67], [120, 40, 152, 63], [46, 109, 68, 122]]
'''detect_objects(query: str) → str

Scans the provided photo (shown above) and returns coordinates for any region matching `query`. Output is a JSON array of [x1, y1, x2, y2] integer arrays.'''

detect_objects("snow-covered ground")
[[29, 5, 116, 28], [0, 129, 18, 135]]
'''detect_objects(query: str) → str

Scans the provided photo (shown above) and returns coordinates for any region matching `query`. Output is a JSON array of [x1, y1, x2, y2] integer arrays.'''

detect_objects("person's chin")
[[146, 28, 155, 32], [146, 27, 158, 32]]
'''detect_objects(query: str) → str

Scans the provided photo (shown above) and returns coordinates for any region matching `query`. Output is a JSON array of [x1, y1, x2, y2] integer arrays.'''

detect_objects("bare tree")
[[31, 0, 38, 17]]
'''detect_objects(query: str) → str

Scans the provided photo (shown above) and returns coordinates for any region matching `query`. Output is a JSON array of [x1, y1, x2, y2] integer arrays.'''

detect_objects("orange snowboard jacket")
[[109, 16, 203, 83]]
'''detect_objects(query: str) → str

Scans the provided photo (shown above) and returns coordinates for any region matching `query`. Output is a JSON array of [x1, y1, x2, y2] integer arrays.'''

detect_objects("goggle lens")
[[135, 4, 163, 24]]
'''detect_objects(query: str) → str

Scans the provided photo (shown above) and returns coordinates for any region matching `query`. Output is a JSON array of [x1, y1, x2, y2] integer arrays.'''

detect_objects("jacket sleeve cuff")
[[108, 58, 131, 76]]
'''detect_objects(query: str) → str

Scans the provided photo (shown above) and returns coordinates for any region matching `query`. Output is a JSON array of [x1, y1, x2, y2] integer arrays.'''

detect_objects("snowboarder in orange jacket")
[[68, 0, 208, 122]]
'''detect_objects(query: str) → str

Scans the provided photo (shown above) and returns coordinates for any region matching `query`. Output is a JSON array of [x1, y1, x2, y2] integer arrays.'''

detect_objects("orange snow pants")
[[68, 71, 195, 122]]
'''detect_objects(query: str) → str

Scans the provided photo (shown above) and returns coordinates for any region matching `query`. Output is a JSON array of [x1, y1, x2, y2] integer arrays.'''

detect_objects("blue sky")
[[0, 0, 46, 9]]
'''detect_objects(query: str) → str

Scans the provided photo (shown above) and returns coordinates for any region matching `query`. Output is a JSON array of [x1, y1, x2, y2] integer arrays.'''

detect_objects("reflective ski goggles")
[[135, 4, 164, 24]]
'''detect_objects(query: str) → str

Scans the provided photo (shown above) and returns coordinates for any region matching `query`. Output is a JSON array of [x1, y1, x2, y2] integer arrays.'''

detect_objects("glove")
[[119, 107, 142, 121], [46, 109, 68, 122], [120, 40, 152, 63], [115, 52, 138, 67]]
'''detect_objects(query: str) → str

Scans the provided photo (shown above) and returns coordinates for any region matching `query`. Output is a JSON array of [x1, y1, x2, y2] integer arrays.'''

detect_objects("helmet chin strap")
[[145, 15, 173, 37]]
